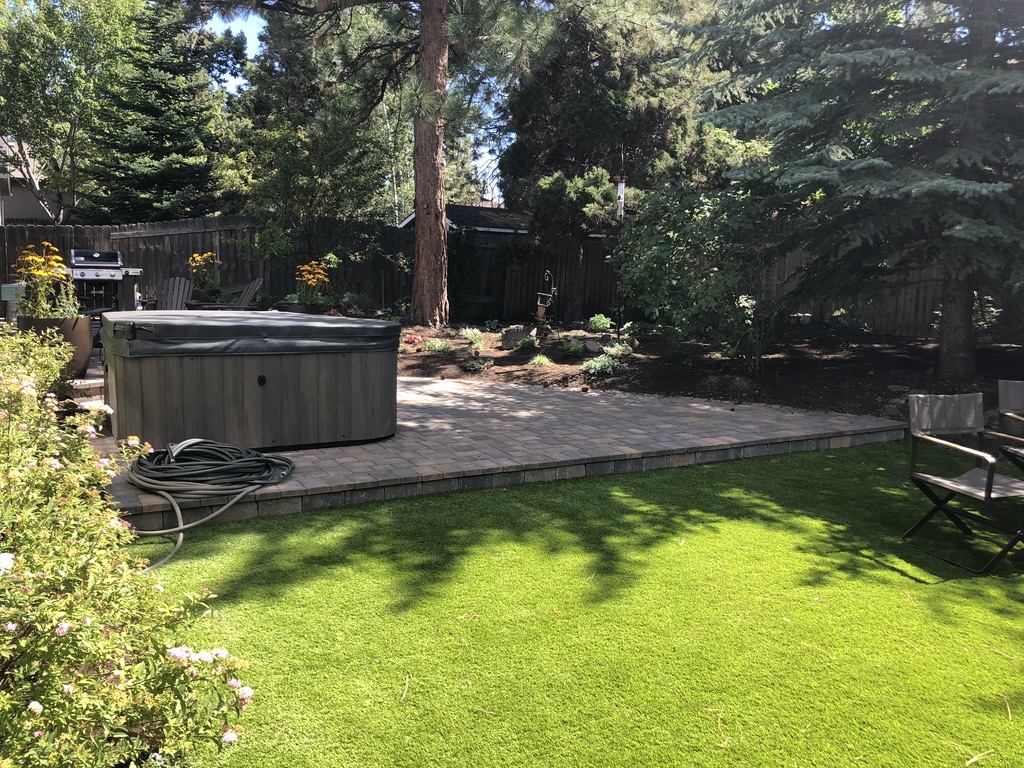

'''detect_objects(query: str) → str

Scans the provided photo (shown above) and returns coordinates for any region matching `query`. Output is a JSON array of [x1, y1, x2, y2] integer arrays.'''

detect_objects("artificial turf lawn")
[[149, 441, 1024, 767]]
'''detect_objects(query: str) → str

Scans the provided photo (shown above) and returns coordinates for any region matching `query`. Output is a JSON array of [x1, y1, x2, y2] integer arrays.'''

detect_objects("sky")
[[207, 12, 266, 60]]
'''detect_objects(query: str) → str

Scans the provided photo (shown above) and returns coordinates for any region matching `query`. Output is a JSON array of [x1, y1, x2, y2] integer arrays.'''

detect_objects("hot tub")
[[101, 311, 400, 449]]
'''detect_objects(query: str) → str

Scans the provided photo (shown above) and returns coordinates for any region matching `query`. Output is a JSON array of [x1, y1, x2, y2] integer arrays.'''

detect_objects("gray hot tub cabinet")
[[101, 311, 400, 449]]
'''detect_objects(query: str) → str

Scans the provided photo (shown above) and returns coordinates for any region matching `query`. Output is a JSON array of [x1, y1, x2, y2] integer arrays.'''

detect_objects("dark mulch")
[[396, 323, 1024, 421]]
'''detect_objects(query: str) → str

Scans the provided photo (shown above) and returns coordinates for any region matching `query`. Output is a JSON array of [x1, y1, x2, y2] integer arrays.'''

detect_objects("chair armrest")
[[1002, 412, 1024, 425], [915, 433, 997, 464], [986, 430, 1024, 446]]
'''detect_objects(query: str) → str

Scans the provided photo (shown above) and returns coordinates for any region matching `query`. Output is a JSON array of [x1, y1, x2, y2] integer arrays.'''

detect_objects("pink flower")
[[55, 621, 71, 636], [196, 651, 213, 663], [238, 686, 254, 708], [33, 730, 45, 739], [211, 648, 230, 659], [3, 622, 18, 632], [227, 678, 242, 689], [167, 646, 192, 662], [221, 729, 238, 744]]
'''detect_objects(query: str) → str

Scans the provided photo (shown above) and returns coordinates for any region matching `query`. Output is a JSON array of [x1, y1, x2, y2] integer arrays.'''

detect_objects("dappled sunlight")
[[160, 443, 1024, 628]]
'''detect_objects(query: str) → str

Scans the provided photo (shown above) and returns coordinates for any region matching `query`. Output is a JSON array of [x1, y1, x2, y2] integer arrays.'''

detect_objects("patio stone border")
[[89, 375, 905, 532]]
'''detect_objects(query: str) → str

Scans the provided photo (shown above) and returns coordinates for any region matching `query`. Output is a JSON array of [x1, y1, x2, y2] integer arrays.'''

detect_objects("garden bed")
[[395, 323, 1024, 422]]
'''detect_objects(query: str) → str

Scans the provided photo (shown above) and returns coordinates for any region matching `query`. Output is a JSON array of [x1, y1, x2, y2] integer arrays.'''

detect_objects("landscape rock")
[[500, 325, 537, 350], [584, 339, 604, 354]]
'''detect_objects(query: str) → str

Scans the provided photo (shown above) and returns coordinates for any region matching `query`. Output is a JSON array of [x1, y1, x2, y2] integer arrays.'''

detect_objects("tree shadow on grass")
[[162, 442, 1024, 616]]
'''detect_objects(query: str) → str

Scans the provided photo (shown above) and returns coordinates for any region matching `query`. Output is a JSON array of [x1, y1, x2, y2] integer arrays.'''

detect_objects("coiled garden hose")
[[126, 438, 295, 570]]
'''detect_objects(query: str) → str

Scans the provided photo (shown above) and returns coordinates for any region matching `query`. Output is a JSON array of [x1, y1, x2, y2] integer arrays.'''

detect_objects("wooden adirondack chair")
[[148, 277, 194, 310], [188, 278, 263, 310]]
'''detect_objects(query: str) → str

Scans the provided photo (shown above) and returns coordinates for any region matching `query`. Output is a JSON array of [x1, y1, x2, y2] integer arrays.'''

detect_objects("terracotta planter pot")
[[17, 316, 94, 378]]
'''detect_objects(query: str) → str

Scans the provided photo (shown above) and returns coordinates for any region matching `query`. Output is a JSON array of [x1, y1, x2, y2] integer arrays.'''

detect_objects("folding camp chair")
[[987, 380, 1024, 473], [903, 393, 1024, 573]]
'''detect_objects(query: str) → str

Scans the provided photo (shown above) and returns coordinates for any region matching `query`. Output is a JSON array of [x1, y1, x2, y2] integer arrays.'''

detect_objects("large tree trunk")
[[409, 0, 450, 327], [938, 274, 976, 381]]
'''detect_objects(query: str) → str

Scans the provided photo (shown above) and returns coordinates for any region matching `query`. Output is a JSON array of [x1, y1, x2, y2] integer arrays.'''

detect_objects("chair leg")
[[904, 484, 1024, 573], [904, 487, 974, 541]]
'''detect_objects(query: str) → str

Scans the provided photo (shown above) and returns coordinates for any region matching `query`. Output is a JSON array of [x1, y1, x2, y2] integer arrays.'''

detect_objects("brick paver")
[[96, 376, 905, 528]]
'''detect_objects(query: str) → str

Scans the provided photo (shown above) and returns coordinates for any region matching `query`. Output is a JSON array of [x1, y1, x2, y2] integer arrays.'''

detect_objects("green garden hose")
[[126, 438, 295, 570]]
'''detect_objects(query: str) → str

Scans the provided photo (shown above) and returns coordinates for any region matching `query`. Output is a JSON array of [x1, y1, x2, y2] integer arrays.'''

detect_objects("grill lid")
[[70, 249, 123, 267]]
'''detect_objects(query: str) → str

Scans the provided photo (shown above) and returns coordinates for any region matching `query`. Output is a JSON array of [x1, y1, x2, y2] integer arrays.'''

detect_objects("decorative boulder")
[[501, 325, 537, 350]]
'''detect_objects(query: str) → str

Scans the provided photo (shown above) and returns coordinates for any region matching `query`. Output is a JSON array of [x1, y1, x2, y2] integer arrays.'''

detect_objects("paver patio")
[[84, 364, 905, 529]]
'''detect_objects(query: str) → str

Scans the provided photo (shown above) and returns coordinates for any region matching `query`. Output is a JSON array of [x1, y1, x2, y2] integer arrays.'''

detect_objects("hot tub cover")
[[100, 311, 401, 357]]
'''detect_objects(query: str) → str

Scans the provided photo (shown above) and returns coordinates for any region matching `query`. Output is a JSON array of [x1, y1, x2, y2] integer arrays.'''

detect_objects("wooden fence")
[[0, 216, 972, 337]]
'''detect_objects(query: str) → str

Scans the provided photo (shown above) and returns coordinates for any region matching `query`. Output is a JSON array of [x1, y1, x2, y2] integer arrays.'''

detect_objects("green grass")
[[151, 443, 1024, 767]]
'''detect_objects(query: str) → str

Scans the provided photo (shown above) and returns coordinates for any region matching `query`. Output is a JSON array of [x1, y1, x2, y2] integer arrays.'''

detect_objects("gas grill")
[[69, 249, 142, 312]]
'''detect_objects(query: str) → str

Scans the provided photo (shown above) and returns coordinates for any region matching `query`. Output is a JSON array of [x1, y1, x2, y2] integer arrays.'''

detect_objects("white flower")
[[0, 552, 14, 574], [27, 701, 43, 715]]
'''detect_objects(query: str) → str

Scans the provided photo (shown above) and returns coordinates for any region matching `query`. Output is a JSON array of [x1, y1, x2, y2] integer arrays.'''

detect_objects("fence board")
[[0, 217, 994, 338]]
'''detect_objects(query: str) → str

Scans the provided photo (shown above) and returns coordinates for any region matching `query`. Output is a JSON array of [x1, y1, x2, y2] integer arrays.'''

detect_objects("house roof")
[[398, 203, 531, 233]]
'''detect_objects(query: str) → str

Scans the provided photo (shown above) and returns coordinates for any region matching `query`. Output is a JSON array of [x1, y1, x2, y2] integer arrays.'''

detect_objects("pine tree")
[[685, 0, 1024, 380], [82, 0, 223, 223], [498, 0, 691, 321]]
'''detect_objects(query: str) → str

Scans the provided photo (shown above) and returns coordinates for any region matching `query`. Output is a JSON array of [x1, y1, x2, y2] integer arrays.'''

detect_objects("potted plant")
[[188, 250, 222, 302], [275, 259, 333, 313], [13, 242, 93, 378]]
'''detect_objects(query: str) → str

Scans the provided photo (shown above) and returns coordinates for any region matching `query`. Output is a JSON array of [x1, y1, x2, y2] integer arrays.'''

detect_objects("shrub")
[[514, 336, 539, 351], [459, 327, 483, 348], [0, 326, 251, 767], [603, 343, 633, 358], [581, 354, 620, 377], [422, 338, 452, 353], [561, 339, 586, 358], [620, 321, 654, 338], [586, 314, 613, 332], [528, 354, 553, 367], [461, 357, 492, 373], [339, 292, 377, 314]]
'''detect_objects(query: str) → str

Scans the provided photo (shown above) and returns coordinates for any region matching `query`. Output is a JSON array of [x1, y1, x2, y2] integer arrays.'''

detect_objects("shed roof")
[[398, 203, 531, 233]]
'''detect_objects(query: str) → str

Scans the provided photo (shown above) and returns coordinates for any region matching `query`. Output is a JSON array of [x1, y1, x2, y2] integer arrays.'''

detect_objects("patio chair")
[[187, 278, 263, 310], [986, 380, 1024, 473], [903, 393, 1024, 573], [145, 277, 193, 310]]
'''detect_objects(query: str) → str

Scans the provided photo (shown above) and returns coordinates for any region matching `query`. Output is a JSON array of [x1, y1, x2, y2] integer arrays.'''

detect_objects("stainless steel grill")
[[69, 249, 142, 311]]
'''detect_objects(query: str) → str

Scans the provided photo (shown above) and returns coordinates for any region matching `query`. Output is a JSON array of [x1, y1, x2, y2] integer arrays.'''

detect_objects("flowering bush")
[[187, 251, 222, 291], [0, 326, 251, 767], [14, 242, 80, 318]]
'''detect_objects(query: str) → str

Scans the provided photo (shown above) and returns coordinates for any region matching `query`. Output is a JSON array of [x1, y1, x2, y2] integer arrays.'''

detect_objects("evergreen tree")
[[82, 0, 224, 223], [204, 0, 548, 326], [498, 0, 691, 320], [0, 0, 140, 223], [684, 0, 1024, 380], [239, 12, 390, 264]]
